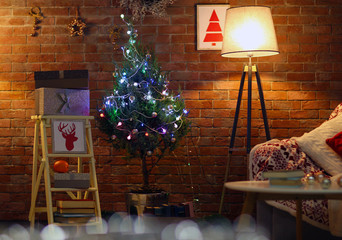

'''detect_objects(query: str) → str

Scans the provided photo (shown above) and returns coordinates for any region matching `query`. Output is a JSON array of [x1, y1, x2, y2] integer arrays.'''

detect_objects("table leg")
[[296, 199, 302, 240], [237, 192, 257, 232]]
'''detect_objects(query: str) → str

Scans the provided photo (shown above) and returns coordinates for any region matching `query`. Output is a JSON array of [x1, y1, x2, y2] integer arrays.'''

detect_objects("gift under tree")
[[97, 15, 190, 192]]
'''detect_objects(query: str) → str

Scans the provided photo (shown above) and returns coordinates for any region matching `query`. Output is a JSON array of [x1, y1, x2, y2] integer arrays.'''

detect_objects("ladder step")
[[47, 153, 92, 158], [53, 221, 102, 227], [51, 187, 97, 192]]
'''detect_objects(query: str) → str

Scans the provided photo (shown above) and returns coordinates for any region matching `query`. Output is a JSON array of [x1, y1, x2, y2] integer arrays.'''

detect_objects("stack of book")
[[54, 199, 96, 223], [262, 170, 305, 187]]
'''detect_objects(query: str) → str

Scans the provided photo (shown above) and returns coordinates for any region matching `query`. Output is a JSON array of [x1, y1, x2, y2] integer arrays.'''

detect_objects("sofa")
[[249, 103, 342, 239]]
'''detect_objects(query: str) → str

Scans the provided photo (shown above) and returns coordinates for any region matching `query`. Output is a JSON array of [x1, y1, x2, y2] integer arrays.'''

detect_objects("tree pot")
[[126, 191, 169, 216]]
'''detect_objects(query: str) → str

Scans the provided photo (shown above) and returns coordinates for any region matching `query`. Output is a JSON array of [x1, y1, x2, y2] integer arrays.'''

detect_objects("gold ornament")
[[28, 7, 44, 37], [109, 25, 122, 50], [337, 176, 342, 187], [321, 178, 331, 189], [68, 7, 86, 37]]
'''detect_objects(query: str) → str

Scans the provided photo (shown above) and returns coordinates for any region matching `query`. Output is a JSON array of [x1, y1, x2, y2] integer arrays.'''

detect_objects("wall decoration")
[[68, 7, 86, 37], [196, 4, 230, 50], [51, 119, 87, 154], [108, 25, 122, 50], [28, 6, 44, 37], [119, 0, 175, 21]]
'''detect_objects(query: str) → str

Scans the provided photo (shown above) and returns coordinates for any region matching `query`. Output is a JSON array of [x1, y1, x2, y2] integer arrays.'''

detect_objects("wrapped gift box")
[[35, 87, 89, 116], [54, 173, 90, 189]]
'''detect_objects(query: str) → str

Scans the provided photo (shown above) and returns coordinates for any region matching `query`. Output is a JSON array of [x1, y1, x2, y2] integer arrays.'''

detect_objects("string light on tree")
[[96, 15, 190, 190]]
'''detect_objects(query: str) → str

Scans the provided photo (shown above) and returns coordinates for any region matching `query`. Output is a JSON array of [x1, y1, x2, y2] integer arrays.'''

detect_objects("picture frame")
[[51, 119, 87, 154], [196, 4, 230, 50]]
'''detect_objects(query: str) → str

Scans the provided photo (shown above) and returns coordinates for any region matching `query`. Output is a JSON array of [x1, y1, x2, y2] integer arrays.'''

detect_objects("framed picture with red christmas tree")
[[196, 4, 230, 50]]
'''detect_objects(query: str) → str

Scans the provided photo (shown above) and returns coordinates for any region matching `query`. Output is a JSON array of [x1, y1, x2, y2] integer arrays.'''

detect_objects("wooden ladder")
[[29, 115, 102, 229]]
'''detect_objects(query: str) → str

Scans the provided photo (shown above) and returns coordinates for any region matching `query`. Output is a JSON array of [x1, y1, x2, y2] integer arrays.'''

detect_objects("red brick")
[[288, 35, 317, 44], [287, 73, 316, 81], [304, 25, 331, 34], [288, 16, 317, 25], [290, 110, 319, 119], [272, 6, 300, 15], [272, 82, 300, 91], [275, 63, 303, 72], [185, 100, 212, 109], [159, 25, 186, 34], [0, 36, 26, 44], [200, 91, 228, 100], [288, 91, 316, 100], [12, 45, 41, 54], [286, 0, 314, 4]]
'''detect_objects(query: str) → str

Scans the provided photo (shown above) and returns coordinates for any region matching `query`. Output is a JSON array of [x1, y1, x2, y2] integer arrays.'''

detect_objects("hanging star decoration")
[[68, 7, 86, 37], [28, 6, 44, 37], [119, 0, 175, 21]]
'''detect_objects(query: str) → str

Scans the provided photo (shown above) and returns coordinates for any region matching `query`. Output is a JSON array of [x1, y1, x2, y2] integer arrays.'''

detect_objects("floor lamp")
[[219, 6, 279, 214]]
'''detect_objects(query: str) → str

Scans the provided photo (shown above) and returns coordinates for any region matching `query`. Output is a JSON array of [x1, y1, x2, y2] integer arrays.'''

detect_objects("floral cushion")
[[250, 103, 342, 230]]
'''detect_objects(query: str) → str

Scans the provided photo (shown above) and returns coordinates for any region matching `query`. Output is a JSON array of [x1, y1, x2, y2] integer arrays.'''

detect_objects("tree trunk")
[[141, 154, 149, 187]]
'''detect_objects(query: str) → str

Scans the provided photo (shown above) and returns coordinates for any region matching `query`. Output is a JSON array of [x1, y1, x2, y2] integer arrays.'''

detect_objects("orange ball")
[[53, 160, 69, 173]]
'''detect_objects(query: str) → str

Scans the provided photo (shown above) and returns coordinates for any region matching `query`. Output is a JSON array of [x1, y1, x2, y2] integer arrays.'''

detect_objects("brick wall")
[[0, 0, 342, 221]]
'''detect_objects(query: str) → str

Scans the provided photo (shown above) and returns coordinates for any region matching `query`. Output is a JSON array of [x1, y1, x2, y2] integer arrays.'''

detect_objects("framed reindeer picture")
[[51, 119, 87, 154]]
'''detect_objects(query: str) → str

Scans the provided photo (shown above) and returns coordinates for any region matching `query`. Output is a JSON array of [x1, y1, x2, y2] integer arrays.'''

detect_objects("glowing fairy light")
[[174, 123, 178, 128], [120, 78, 125, 83], [100, 113, 105, 118], [161, 128, 167, 134], [176, 116, 181, 121], [145, 132, 149, 137], [183, 109, 188, 114], [127, 135, 132, 140], [120, 14, 124, 19], [127, 30, 131, 35], [117, 122, 122, 127], [133, 82, 138, 87]]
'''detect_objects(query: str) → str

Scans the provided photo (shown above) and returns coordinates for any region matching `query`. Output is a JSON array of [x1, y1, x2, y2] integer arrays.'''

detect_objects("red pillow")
[[326, 131, 342, 157]]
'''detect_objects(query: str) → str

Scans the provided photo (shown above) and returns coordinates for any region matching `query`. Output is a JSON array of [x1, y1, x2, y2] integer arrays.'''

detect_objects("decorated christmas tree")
[[97, 15, 190, 192]]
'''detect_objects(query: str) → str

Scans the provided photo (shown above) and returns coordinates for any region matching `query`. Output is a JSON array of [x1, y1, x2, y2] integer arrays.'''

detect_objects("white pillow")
[[295, 114, 342, 176]]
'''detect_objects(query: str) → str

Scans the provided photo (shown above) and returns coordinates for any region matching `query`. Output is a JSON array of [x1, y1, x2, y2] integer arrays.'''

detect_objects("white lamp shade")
[[221, 6, 279, 58]]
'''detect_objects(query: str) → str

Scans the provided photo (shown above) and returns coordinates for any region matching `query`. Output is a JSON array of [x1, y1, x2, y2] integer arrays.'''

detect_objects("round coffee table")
[[225, 180, 342, 240]]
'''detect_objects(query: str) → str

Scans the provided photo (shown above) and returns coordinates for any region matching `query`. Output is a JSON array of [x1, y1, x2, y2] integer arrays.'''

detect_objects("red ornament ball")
[[53, 160, 69, 173]]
